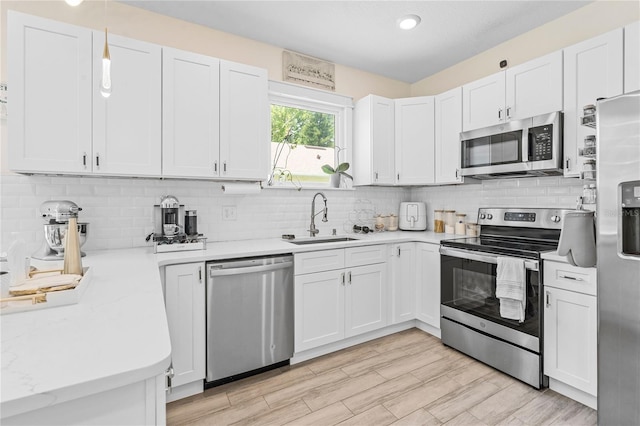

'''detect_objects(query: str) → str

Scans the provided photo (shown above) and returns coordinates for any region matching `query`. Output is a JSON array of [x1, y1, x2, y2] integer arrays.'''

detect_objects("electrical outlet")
[[222, 205, 237, 221]]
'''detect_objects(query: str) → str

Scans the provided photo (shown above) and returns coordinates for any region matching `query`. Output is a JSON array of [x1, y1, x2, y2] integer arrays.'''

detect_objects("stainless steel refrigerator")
[[597, 90, 640, 424]]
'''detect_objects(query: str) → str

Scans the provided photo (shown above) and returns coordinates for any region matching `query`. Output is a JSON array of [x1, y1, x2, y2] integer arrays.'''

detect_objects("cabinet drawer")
[[295, 249, 345, 275], [544, 261, 597, 296], [345, 245, 387, 267]]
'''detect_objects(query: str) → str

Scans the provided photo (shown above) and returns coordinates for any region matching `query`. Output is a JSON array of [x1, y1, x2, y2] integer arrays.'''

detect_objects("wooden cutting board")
[[9, 274, 82, 296]]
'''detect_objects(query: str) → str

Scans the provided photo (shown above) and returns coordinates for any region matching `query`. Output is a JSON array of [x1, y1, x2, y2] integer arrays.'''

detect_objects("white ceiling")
[[119, 1, 591, 83]]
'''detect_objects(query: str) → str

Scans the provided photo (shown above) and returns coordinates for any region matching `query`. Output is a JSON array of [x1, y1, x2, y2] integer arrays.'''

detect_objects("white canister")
[[455, 213, 467, 235]]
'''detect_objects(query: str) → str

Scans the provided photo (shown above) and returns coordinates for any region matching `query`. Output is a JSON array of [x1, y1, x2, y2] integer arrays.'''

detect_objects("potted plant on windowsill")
[[322, 162, 352, 188]]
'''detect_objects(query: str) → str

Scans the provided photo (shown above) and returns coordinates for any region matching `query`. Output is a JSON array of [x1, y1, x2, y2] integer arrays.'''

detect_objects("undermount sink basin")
[[287, 237, 359, 245]]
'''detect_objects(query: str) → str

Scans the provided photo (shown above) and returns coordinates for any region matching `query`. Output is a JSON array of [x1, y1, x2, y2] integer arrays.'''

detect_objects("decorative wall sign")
[[283, 50, 335, 91]]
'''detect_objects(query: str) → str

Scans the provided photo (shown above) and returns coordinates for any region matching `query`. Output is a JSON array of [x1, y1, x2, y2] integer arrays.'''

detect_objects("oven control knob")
[[551, 215, 561, 223], [486, 214, 493, 220], [479, 213, 486, 219]]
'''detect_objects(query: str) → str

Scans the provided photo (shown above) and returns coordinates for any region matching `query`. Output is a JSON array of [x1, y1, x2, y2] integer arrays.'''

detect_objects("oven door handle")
[[439, 247, 539, 271]]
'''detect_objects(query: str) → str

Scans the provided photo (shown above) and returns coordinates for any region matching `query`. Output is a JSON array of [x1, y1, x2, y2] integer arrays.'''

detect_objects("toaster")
[[399, 202, 427, 231]]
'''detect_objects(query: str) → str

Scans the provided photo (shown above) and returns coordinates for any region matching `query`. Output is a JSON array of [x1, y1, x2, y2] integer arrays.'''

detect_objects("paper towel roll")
[[221, 182, 262, 195]]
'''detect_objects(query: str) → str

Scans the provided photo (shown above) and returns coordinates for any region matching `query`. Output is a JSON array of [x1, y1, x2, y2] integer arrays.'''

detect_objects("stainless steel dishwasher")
[[205, 255, 294, 387]]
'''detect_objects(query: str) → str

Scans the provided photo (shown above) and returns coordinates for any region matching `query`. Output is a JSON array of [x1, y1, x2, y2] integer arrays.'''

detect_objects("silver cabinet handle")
[[565, 158, 570, 170], [214, 162, 218, 173], [95, 154, 100, 168], [546, 291, 550, 308], [82, 152, 87, 168], [165, 365, 174, 391], [498, 109, 503, 121], [397, 173, 400, 181], [223, 162, 227, 173], [506, 106, 512, 119], [559, 274, 583, 281], [341, 272, 345, 286], [375, 172, 379, 181], [347, 271, 352, 284], [198, 266, 202, 282]]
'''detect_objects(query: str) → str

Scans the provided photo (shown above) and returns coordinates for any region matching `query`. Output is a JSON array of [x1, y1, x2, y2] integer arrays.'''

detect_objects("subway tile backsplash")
[[0, 174, 585, 254]]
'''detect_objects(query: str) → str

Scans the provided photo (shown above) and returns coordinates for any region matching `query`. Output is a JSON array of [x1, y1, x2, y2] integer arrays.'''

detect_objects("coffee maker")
[[154, 195, 186, 239], [32, 200, 89, 260], [150, 195, 206, 253]]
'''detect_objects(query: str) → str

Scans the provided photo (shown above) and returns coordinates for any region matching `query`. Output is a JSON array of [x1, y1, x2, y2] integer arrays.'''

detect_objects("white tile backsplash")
[[0, 174, 586, 254], [0, 175, 410, 254]]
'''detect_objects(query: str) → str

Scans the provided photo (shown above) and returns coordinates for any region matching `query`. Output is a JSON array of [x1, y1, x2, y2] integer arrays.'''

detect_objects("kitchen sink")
[[287, 237, 359, 245]]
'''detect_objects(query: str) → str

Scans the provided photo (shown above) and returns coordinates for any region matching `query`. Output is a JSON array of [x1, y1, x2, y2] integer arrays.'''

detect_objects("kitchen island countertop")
[[1, 230, 457, 420]]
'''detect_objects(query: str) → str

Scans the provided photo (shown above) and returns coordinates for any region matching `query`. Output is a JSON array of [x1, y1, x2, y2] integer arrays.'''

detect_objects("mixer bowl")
[[44, 222, 88, 256]]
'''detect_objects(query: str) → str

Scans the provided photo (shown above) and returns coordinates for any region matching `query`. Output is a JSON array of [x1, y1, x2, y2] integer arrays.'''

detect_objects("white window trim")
[[268, 81, 353, 188]]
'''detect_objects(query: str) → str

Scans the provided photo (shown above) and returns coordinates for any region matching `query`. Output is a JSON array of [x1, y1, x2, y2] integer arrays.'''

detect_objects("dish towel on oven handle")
[[495, 257, 526, 322]]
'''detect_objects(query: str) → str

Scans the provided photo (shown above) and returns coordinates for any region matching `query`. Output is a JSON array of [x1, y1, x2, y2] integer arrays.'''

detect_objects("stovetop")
[[441, 235, 558, 259], [440, 207, 570, 259]]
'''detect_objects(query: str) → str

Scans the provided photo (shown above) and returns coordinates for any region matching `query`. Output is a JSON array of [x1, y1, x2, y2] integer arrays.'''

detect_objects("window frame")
[[268, 80, 353, 189]]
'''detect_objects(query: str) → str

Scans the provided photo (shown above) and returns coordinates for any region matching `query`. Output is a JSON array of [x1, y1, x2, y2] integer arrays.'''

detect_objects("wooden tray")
[[0, 267, 92, 315]]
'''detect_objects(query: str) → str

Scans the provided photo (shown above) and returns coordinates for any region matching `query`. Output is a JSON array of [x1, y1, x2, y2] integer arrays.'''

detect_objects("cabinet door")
[[163, 48, 220, 178], [345, 263, 388, 337], [435, 87, 463, 184], [563, 28, 623, 177], [624, 21, 640, 93], [219, 60, 269, 180], [371, 95, 396, 185], [506, 51, 563, 120], [462, 72, 505, 131], [544, 286, 597, 396], [389, 243, 416, 324], [394, 97, 435, 185], [8, 12, 92, 174], [164, 263, 206, 388], [295, 270, 345, 352], [93, 32, 162, 176], [415, 243, 441, 329]]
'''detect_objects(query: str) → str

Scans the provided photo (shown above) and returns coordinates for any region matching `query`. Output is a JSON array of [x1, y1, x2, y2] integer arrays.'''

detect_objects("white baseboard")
[[166, 380, 203, 403], [548, 377, 597, 410]]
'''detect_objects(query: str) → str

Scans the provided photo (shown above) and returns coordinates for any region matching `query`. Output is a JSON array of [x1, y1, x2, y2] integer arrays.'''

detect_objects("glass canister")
[[455, 213, 467, 235], [388, 214, 398, 231], [375, 215, 385, 232], [434, 210, 445, 233], [444, 210, 456, 234], [466, 223, 479, 237]]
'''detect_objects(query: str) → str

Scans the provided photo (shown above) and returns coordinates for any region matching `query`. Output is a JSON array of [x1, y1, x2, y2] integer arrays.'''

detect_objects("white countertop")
[[0, 230, 458, 419]]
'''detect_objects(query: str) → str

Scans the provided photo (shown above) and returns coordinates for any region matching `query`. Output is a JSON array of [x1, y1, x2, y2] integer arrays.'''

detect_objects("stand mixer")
[[32, 200, 89, 260]]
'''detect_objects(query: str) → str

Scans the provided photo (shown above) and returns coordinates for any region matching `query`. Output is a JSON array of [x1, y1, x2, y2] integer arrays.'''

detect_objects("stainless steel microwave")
[[460, 111, 563, 179]]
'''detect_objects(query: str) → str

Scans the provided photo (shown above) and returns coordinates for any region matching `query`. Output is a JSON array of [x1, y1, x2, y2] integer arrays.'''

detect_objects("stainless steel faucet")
[[309, 192, 328, 237]]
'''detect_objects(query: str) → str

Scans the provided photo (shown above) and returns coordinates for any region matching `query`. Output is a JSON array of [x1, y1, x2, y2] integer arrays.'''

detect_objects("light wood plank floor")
[[167, 328, 596, 425]]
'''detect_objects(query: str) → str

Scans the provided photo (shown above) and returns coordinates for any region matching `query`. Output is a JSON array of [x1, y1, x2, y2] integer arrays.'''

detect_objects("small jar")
[[583, 104, 596, 115], [375, 215, 385, 231], [388, 214, 398, 231], [434, 210, 445, 233], [455, 213, 467, 235], [466, 223, 479, 237], [584, 135, 596, 147], [583, 184, 597, 204], [444, 210, 456, 234]]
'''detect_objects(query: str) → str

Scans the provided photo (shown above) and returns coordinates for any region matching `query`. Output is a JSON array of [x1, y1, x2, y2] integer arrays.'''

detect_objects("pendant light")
[[100, 0, 112, 98]]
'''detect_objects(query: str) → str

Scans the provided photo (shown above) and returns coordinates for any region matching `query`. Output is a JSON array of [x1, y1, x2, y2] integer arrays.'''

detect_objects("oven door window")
[[461, 130, 522, 168], [441, 255, 540, 336]]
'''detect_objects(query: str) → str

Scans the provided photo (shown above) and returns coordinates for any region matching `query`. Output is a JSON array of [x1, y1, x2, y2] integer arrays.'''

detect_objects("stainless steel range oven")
[[440, 207, 571, 388]]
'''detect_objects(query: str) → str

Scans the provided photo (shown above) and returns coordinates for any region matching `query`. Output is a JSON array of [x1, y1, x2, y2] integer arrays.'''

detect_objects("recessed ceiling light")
[[65, 0, 84, 6], [398, 14, 421, 30]]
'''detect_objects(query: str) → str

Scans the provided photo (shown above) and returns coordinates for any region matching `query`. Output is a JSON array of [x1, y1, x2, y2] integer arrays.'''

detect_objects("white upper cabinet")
[[92, 32, 162, 176], [394, 97, 435, 185], [8, 12, 92, 174], [354, 95, 395, 185], [563, 29, 623, 177], [162, 48, 220, 178], [434, 87, 463, 184], [219, 60, 269, 180], [462, 72, 506, 131], [624, 21, 640, 93], [462, 51, 563, 131]]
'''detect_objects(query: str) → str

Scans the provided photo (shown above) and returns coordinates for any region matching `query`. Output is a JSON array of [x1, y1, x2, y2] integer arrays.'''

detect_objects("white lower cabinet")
[[294, 246, 388, 352], [164, 262, 206, 397], [389, 242, 416, 324], [544, 261, 597, 407], [415, 242, 441, 330]]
